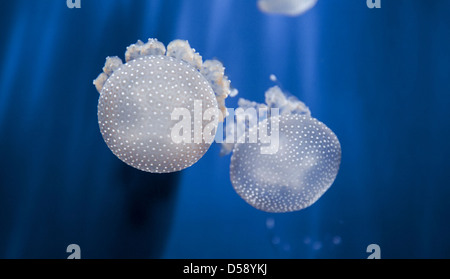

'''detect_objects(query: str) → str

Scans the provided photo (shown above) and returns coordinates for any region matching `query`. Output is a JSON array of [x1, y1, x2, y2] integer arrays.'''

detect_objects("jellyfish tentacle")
[[125, 40, 144, 62], [166, 40, 203, 70], [264, 86, 310, 116], [93, 72, 108, 94], [201, 59, 238, 121], [140, 38, 167, 57], [125, 38, 166, 62], [103, 56, 124, 75], [93, 56, 124, 93]]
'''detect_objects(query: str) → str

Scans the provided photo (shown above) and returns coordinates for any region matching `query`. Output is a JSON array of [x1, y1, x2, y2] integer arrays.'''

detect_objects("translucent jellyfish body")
[[257, 0, 318, 16], [224, 86, 341, 213], [94, 39, 235, 173]]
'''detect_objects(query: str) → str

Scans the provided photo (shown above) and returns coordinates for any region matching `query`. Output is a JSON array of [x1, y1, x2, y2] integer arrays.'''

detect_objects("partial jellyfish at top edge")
[[257, 0, 318, 16], [222, 80, 341, 213], [94, 38, 236, 173]]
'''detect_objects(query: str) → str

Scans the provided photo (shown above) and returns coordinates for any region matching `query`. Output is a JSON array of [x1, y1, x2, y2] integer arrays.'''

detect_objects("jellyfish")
[[223, 85, 341, 213], [257, 0, 318, 16], [94, 38, 235, 173]]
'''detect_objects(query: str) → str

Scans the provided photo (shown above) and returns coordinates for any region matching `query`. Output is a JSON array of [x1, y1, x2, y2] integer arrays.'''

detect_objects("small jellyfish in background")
[[257, 0, 318, 16], [223, 84, 341, 213], [94, 38, 235, 173]]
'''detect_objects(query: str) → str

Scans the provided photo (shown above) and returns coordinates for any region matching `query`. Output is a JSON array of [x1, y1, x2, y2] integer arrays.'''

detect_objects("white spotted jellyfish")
[[222, 84, 341, 213], [94, 38, 236, 173]]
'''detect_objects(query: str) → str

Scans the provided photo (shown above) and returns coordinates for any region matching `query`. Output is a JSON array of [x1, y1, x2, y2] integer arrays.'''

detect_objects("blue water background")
[[0, 0, 449, 258]]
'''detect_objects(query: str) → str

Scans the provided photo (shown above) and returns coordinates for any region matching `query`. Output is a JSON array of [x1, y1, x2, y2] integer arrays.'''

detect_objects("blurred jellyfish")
[[258, 0, 318, 16], [303, 236, 312, 245], [266, 217, 275, 229], [223, 85, 341, 213], [312, 241, 322, 251], [332, 236, 342, 245], [94, 38, 235, 173]]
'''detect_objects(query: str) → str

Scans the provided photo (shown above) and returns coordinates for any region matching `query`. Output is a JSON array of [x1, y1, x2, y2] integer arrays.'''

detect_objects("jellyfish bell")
[[230, 113, 341, 213], [257, 0, 318, 16], [225, 86, 341, 213], [94, 39, 235, 173]]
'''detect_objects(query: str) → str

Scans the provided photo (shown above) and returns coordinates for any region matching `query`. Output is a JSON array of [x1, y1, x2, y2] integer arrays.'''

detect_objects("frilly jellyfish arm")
[[257, 0, 318, 16], [264, 86, 310, 116], [219, 85, 309, 156], [93, 56, 123, 93], [102, 56, 123, 76], [125, 38, 166, 62], [201, 59, 238, 121], [166, 40, 203, 70], [93, 72, 108, 94]]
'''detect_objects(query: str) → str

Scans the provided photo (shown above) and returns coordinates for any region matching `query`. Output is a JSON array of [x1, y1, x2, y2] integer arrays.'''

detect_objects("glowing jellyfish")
[[257, 0, 318, 16], [224, 85, 341, 213], [94, 39, 235, 173]]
